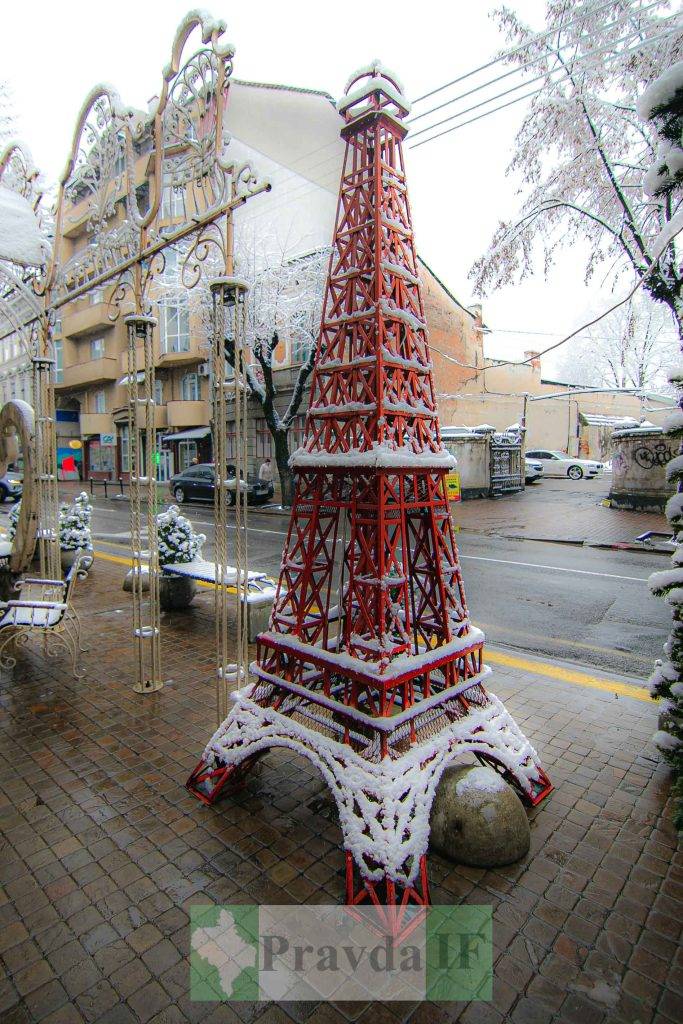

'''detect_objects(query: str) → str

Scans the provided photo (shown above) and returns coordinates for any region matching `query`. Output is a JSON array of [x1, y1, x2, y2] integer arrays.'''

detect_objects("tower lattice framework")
[[188, 63, 551, 908]]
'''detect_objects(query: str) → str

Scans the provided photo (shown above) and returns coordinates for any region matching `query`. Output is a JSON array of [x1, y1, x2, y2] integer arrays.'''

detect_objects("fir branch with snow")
[[7, 498, 20, 541], [59, 492, 93, 552], [156, 504, 205, 565]]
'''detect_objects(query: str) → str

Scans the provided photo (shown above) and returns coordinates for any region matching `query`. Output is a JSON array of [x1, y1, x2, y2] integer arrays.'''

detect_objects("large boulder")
[[123, 567, 150, 593], [430, 763, 530, 867]]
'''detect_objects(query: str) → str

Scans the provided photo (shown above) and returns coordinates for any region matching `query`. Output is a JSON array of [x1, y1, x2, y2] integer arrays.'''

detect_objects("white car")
[[524, 459, 544, 484], [525, 449, 603, 480]]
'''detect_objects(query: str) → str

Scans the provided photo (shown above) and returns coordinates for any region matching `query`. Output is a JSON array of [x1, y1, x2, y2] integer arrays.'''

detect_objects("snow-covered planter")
[[7, 500, 20, 542], [59, 492, 93, 571], [156, 505, 205, 565], [156, 505, 205, 611]]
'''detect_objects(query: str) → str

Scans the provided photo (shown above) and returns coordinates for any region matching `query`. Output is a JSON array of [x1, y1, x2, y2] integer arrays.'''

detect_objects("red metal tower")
[[188, 63, 551, 908]]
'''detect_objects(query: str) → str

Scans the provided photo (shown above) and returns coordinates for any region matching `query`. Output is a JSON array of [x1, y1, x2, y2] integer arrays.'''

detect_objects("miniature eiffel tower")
[[188, 62, 551, 907]]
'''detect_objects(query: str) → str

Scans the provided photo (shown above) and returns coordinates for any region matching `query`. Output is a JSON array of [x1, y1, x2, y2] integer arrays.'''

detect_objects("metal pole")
[[125, 314, 163, 694]]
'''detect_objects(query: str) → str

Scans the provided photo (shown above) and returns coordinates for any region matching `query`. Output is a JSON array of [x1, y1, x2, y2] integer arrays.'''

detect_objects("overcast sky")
[[2, 0, 640, 372]]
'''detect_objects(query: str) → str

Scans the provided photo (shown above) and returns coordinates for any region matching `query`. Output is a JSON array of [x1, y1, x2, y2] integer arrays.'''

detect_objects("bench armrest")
[[22, 577, 66, 587], [5, 600, 68, 610]]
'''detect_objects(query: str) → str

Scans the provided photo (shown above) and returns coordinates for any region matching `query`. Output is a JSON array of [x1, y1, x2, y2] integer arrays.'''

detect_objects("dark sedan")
[[168, 463, 274, 506], [0, 472, 22, 503]]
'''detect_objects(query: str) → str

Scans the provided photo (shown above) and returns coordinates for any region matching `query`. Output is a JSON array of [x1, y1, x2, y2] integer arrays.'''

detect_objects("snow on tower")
[[188, 62, 551, 908]]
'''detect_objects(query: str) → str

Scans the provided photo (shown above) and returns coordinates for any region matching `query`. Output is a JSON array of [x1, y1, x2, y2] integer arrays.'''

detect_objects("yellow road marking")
[[485, 649, 650, 702], [95, 547, 651, 703]]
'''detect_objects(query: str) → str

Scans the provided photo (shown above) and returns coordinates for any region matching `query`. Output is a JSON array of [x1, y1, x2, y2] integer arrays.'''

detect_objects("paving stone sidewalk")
[[0, 557, 680, 1024], [452, 477, 669, 548]]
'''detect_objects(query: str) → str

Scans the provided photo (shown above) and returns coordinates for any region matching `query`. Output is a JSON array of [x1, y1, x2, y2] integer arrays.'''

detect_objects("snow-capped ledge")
[[290, 442, 456, 471]]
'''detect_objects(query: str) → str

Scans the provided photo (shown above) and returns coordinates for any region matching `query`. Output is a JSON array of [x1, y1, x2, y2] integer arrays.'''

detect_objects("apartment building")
[[45, 78, 485, 486]]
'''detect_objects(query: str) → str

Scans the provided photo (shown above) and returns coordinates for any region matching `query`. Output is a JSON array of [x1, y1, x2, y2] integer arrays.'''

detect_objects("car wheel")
[[174, 487, 186, 503], [567, 465, 583, 480], [0, 485, 7, 503]]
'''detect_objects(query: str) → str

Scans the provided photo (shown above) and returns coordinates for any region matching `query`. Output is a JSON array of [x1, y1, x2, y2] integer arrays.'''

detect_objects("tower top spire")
[[338, 60, 411, 122]]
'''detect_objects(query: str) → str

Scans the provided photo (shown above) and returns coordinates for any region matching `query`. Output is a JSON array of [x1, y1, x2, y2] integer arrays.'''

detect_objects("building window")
[[160, 301, 189, 353], [290, 337, 313, 366], [255, 418, 273, 460], [154, 378, 163, 405], [180, 372, 199, 401], [120, 425, 129, 473], [54, 339, 63, 383], [178, 440, 197, 471], [226, 420, 236, 460], [90, 337, 105, 360], [88, 439, 114, 475], [93, 389, 106, 414], [161, 174, 184, 220], [289, 414, 307, 453]]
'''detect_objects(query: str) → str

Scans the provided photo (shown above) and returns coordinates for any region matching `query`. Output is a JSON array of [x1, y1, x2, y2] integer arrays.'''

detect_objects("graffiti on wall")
[[633, 442, 675, 470]]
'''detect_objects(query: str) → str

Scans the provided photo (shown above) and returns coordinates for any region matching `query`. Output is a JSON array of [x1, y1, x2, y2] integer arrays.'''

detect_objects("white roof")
[[225, 81, 345, 194], [581, 414, 639, 427], [0, 185, 47, 266]]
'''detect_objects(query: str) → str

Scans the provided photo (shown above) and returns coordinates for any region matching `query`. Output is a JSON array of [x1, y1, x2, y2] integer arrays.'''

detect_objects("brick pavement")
[[451, 478, 668, 547], [0, 557, 681, 1024]]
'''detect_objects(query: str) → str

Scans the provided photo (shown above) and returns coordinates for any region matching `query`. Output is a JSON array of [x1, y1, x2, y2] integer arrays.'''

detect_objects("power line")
[[408, 0, 660, 126], [409, 22, 681, 150], [411, 0, 635, 105], [410, 23, 649, 142]]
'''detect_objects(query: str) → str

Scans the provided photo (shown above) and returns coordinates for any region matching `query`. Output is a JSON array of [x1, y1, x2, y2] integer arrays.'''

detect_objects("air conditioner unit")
[[198, 362, 210, 377]]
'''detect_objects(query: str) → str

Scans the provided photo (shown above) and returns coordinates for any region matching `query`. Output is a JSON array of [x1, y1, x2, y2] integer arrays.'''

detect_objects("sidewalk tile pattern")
[[0, 558, 680, 1024]]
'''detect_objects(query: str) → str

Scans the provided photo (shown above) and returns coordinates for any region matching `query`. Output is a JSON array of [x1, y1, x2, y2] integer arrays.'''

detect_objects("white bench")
[[161, 558, 278, 640], [0, 552, 89, 677]]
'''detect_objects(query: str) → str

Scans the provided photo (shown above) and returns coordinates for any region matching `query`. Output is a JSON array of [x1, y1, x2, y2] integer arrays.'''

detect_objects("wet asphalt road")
[[49, 493, 671, 682]]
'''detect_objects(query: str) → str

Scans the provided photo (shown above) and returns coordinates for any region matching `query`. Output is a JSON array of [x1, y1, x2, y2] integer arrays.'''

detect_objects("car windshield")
[[549, 452, 571, 460]]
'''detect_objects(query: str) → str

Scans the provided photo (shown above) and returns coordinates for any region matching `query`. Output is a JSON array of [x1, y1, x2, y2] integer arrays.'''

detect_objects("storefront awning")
[[161, 426, 211, 442]]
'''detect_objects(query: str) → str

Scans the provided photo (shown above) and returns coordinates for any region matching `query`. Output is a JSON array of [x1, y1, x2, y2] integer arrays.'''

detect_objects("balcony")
[[166, 400, 210, 428], [158, 344, 204, 368], [62, 302, 115, 339], [80, 414, 114, 437], [111, 405, 168, 429], [56, 357, 120, 390]]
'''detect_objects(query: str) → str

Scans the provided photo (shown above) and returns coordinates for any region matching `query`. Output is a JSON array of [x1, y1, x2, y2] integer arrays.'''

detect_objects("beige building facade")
[[438, 351, 673, 460]]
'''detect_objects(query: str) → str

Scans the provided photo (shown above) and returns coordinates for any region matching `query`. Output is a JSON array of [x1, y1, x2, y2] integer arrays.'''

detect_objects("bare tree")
[[556, 295, 678, 388], [0, 80, 17, 144], [226, 239, 329, 505], [166, 229, 329, 506], [470, 2, 683, 338]]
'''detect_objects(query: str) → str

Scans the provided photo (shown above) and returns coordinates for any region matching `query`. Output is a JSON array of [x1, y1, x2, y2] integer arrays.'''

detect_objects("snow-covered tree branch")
[[470, 2, 683, 338], [555, 294, 678, 388]]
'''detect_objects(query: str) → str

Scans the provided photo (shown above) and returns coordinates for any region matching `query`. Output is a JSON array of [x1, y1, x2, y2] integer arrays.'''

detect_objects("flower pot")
[[60, 549, 81, 572], [159, 574, 196, 611]]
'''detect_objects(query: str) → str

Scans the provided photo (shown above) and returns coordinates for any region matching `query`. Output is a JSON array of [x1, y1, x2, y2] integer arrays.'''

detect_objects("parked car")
[[0, 472, 22, 503], [168, 464, 274, 506], [525, 449, 603, 480], [524, 459, 544, 484]]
